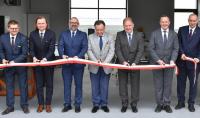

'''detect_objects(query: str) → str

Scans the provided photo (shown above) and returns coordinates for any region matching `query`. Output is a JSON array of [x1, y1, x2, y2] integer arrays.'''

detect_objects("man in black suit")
[[115, 17, 144, 113], [0, 20, 29, 115], [29, 16, 56, 113]]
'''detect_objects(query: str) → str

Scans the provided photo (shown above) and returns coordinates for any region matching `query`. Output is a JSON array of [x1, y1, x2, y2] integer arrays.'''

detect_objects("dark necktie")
[[99, 36, 103, 50], [11, 37, 15, 46], [189, 29, 193, 39], [72, 31, 75, 38], [40, 32, 44, 39], [163, 31, 167, 45], [128, 33, 132, 46]]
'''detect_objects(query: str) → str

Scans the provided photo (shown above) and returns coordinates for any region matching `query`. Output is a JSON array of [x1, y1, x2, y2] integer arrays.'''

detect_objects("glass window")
[[175, 0, 197, 9], [99, 0, 126, 8], [71, 0, 98, 8], [174, 12, 193, 32]]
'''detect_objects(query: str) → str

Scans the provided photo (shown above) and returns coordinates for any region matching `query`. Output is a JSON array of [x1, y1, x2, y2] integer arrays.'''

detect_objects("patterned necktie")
[[163, 31, 167, 45], [99, 36, 103, 50], [189, 29, 192, 39], [128, 33, 132, 46]]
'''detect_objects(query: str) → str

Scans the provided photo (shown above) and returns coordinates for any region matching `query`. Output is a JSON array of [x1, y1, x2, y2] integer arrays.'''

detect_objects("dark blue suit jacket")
[[29, 29, 56, 61], [177, 25, 200, 69], [0, 32, 28, 63], [58, 29, 88, 68]]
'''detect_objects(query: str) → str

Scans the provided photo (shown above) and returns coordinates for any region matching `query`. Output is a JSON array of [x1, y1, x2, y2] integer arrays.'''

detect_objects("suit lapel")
[[158, 30, 164, 47], [102, 34, 109, 51]]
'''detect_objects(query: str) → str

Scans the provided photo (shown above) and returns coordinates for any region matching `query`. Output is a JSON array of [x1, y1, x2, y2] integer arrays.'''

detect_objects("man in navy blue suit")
[[0, 20, 29, 115], [175, 14, 200, 112], [58, 17, 88, 113], [29, 16, 56, 113]]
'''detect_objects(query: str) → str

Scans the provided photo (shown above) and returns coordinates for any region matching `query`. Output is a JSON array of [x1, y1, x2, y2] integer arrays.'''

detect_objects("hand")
[[97, 59, 102, 63], [181, 54, 186, 60], [131, 63, 136, 66], [123, 61, 130, 66], [33, 57, 40, 63], [62, 55, 68, 59], [2, 59, 9, 64], [170, 60, 175, 65], [9, 61, 15, 64], [157, 60, 165, 65], [194, 58, 199, 63], [40, 58, 47, 63], [73, 56, 78, 59]]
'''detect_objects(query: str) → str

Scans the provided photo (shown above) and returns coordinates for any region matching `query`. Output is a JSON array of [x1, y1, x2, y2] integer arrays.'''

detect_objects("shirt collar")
[[9, 34, 17, 39], [161, 28, 169, 33], [39, 30, 46, 34], [189, 26, 196, 31]]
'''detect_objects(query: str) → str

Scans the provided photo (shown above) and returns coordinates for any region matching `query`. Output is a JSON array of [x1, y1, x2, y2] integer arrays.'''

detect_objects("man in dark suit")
[[149, 15, 179, 113], [175, 14, 200, 112], [29, 16, 56, 113], [115, 17, 144, 113], [0, 20, 29, 115], [58, 17, 88, 113]]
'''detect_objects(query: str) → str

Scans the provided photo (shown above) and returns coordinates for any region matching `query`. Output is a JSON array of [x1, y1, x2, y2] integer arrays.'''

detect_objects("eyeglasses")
[[9, 28, 19, 30]]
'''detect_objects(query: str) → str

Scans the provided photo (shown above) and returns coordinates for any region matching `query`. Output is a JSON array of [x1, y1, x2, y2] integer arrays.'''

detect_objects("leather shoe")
[[188, 104, 195, 112], [75, 106, 81, 113], [22, 106, 30, 114], [46, 105, 52, 113], [91, 106, 99, 113], [175, 102, 185, 110], [121, 106, 128, 113], [1, 107, 14, 115], [155, 105, 162, 113], [101, 106, 109, 113], [163, 105, 172, 113], [62, 106, 72, 112], [131, 106, 138, 113], [37, 105, 44, 113]]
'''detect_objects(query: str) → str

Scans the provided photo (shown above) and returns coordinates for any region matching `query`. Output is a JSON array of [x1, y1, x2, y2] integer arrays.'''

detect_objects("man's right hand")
[[33, 57, 40, 63], [123, 61, 130, 66], [2, 59, 9, 64], [62, 55, 68, 59], [181, 54, 186, 60], [157, 59, 165, 65]]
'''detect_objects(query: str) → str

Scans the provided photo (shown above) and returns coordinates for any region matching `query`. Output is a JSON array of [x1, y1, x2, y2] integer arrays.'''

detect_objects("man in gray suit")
[[149, 15, 179, 113], [88, 20, 115, 113], [115, 17, 144, 113]]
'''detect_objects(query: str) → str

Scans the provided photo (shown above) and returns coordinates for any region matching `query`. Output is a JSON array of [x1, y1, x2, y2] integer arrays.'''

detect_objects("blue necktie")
[[72, 31, 75, 38], [99, 36, 103, 50], [189, 29, 192, 39]]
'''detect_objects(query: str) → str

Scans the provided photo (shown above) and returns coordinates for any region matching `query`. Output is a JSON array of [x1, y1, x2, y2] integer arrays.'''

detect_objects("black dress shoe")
[[101, 106, 109, 113], [131, 106, 138, 113], [155, 105, 162, 113], [91, 106, 99, 113], [1, 107, 14, 115], [188, 104, 195, 112], [175, 102, 185, 110], [163, 105, 172, 113], [22, 106, 30, 114], [75, 106, 81, 113], [62, 106, 72, 112], [121, 106, 128, 113]]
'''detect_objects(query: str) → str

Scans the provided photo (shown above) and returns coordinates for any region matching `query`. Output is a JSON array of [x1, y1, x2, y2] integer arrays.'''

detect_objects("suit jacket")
[[58, 29, 88, 68], [176, 26, 200, 69], [115, 30, 144, 65], [0, 32, 28, 63], [149, 28, 179, 64], [87, 32, 115, 74], [29, 29, 56, 61]]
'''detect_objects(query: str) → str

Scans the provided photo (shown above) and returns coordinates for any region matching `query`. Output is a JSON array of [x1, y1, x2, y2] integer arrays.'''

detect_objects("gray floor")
[[0, 67, 200, 118]]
